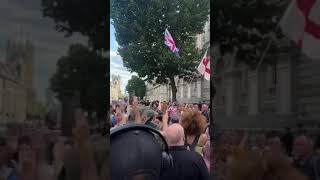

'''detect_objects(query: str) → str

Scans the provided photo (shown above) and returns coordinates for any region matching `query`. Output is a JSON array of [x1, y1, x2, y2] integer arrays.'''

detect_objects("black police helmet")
[[110, 125, 163, 180]]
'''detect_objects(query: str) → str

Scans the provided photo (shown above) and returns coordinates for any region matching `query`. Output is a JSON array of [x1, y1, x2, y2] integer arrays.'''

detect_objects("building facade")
[[214, 38, 320, 128], [145, 18, 210, 103], [110, 74, 121, 101], [0, 38, 35, 124]]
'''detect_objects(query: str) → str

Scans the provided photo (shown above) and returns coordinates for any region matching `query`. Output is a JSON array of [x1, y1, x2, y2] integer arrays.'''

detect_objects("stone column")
[[276, 57, 292, 115], [197, 78, 202, 98], [224, 71, 241, 117], [248, 70, 260, 115]]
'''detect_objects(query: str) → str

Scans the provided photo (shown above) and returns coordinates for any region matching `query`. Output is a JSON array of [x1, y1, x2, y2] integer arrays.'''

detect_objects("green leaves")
[[50, 44, 107, 117], [213, 0, 288, 68], [126, 76, 147, 99], [41, 0, 107, 51], [111, 0, 209, 83]]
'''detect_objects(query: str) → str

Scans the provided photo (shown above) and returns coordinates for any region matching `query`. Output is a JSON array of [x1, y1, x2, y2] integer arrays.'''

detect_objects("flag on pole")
[[164, 28, 180, 58], [197, 50, 210, 81], [280, 0, 320, 59]]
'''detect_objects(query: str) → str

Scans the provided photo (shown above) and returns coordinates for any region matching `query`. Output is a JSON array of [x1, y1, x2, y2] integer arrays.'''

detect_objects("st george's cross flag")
[[164, 28, 180, 58], [197, 50, 210, 81], [280, 0, 320, 59]]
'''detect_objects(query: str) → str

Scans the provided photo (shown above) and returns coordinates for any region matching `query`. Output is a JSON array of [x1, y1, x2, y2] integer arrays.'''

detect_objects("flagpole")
[[255, 1, 292, 70]]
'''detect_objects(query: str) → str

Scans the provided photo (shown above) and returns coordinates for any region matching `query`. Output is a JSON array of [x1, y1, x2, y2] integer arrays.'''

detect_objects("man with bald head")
[[292, 134, 320, 180], [160, 124, 209, 180]]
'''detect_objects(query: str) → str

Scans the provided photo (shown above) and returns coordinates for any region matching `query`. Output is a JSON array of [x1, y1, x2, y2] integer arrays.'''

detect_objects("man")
[[281, 127, 294, 156], [266, 133, 286, 155], [292, 134, 320, 180], [201, 104, 209, 123], [161, 124, 209, 180]]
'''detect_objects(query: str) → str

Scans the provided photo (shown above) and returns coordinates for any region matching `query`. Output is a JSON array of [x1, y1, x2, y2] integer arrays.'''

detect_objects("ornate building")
[[0, 38, 35, 124], [145, 18, 210, 103], [214, 38, 320, 129], [110, 74, 121, 101]]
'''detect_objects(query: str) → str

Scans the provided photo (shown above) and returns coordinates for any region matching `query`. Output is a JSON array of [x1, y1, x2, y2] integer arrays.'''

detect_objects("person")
[[201, 104, 209, 123], [160, 124, 209, 180], [180, 110, 208, 152], [292, 134, 320, 180], [266, 133, 286, 156], [203, 141, 210, 173], [282, 127, 294, 157]]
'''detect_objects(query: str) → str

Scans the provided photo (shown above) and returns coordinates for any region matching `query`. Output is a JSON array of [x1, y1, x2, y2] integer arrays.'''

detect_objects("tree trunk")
[[61, 95, 73, 136], [169, 76, 177, 102]]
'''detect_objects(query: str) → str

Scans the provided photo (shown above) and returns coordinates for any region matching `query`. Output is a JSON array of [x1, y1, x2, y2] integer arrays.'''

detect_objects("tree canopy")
[[126, 75, 147, 99], [111, 0, 209, 101], [41, 0, 107, 51], [50, 44, 107, 118], [212, 0, 289, 68]]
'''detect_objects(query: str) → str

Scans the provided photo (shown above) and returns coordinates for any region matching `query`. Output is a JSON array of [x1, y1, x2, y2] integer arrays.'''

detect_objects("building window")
[[194, 80, 197, 92]]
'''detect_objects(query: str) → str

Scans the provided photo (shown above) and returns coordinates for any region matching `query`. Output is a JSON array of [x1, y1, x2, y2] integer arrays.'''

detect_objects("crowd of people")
[[212, 127, 320, 180], [110, 97, 210, 180], [0, 108, 107, 180]]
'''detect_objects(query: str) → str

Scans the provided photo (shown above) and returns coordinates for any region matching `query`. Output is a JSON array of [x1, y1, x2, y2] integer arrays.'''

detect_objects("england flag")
[[164, 28, 180, 57], [197, 51, 210, 81], [280, 0, 320, 59]]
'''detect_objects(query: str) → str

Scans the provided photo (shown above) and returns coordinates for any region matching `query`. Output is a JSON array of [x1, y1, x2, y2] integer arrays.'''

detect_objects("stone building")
[[110, 74, 121, 101], [214, 38, 320, 129], [0, 38, 35, 124], [145, 18, 210, 103]]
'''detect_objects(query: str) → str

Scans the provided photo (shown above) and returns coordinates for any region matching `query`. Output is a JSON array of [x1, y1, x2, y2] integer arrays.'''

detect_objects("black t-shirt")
[[160, 146, 209, 180]]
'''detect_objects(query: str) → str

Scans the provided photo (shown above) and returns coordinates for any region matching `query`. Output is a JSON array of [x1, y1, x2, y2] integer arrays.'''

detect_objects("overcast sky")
[[0, 0, 87, 103], [110, 21, 136, 94]]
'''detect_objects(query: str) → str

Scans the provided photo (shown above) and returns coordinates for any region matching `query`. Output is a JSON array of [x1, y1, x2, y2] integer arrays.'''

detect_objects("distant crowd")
[[213, 126, 320, 180], [110, 98, 211, 180]]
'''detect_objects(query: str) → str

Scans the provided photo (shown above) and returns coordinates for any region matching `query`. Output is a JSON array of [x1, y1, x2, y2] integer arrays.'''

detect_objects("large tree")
[[111, 0, 209, 101], [41, 0, 107, 51], [50, 44, 107, 120], [126, 75, 147, 99], [212, 0, 289, 69]]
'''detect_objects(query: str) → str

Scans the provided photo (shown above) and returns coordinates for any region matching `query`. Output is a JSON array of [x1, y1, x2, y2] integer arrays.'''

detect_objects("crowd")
[[0, 108, 107, 180], [110, 97, 210, 180], [212, 127, 320, 180]]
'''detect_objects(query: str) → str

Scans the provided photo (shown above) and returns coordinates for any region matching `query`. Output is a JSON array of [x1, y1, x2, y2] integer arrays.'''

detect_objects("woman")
[[180, 110, 208, 152]]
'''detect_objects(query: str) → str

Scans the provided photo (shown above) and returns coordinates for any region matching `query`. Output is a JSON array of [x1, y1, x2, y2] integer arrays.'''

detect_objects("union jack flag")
[[164, 28, 180, 58]]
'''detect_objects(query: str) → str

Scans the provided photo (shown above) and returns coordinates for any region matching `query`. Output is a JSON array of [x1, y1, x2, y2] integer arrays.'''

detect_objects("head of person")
[[193, 104, 199, 111], [110, 125, 165, 180], [201, 104, 208, 112], [141, 106, 157, 124], [255, 133, 267, 149], [266, 133, 284, 153], [180, 110, 207, 136], [164, 124, 185, 147], [292, 134, 313, 159]]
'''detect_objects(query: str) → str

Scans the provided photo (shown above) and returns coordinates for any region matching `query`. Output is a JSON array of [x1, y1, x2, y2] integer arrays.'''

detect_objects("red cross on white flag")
[[197, 51, 210, 81], [280, 0, 320, 59]]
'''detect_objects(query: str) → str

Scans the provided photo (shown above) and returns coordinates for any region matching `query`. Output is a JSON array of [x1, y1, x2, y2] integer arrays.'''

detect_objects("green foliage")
[[126, 75, 147, 99], [111, 0, 209, 100], [41, 0, 107, 51], [50, 44, 107, 118], [212, 0, 289, 68]]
